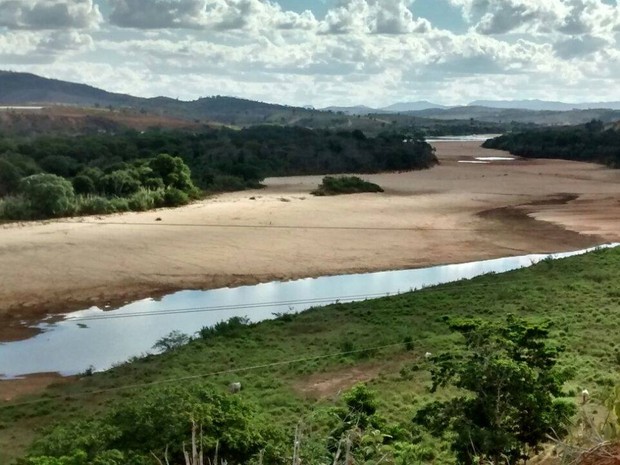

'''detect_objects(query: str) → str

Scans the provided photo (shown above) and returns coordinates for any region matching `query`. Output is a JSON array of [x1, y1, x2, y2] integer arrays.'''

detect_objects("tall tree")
[[414, 315, 576, 465]]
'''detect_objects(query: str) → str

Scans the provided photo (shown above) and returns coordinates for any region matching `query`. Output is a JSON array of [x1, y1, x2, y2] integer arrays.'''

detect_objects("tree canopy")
[[414, 315, 576, 465], [483, 122, 620, 168]]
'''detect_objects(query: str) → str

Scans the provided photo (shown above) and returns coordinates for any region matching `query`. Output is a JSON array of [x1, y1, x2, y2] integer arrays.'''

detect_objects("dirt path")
[[1, 141, 618, 342]]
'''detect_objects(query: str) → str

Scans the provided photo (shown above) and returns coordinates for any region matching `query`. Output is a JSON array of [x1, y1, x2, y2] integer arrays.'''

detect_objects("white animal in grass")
[[229, 382, 241, 393]]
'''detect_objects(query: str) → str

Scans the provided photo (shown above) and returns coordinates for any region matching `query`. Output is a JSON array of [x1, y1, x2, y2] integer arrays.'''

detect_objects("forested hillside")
[[0, 127, 437, 220], [483, 121, 620, 168]]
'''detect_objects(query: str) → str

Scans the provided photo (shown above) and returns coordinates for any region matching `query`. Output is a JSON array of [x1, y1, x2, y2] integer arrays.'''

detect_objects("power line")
[[63, 274, 568, 323], [57, 219, 582, 233], [58, 245, 620, 323], [0, 342, 407, 410], [69, 292, 399, 321]]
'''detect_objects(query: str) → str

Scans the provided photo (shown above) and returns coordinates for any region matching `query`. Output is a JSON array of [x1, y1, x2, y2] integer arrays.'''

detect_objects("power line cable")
[[53, 268, 612, 323], [56, 219, 588, 233], [0, 342, 407, 410]]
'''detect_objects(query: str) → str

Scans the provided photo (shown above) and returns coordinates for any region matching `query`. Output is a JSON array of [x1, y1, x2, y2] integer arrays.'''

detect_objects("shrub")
[[75, 196, 116, 216], [0, 158, 22, 196], [108, 197, 129, 212], [210, 175, 247, 192], [151, 189, 166, 208], [99, 170, 141, 197], [0, 195, 34, 220], [72, 175, 96, 195], [152, 330, 190, 353], [163, 188, 189, 207], [19, 174, 76, 218], [198, 316, 250, 339], [149, 153, 196, 192], [127, 189, 156, 211], [312, 176, 384, 196], [142, 177, 165, 191]]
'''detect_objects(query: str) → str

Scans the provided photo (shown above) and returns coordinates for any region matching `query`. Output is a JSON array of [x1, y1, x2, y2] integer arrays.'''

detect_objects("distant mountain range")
[[324, 99, 620, 114], [323, 101, 448, 114], [469, 99, 620, 111], [1, 70, 620, 132]]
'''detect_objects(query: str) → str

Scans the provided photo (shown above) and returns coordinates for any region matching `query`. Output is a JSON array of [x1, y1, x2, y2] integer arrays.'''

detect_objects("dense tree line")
[[483, 120, 620, 168], [0, 126, 437, 220]]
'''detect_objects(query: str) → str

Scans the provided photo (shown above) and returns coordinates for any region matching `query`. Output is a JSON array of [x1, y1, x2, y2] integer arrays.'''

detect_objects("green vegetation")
[[311, 176, 384, 196], [415, 316, 575, 464], [0, 127, 437, 220], [483, 121, 620, 168], [0, 153, 199, 220], [2, 248, 620, 464]]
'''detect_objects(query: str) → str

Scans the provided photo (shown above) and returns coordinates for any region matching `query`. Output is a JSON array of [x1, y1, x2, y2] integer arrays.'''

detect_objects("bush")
[[142, 177, 165, 191], [198, 316, 250, 339], [149, 154, 196, 192], [163, 188, 189, 207], [127, 189, 156, 211], [152, 330, 190, 353], [209, 175, 248, 192], [0, 158, 22, 196], [19, 174, 76, 218], [312, 176, 384, 196], [72, 175, 96, 195], [75, 196, 116, 216], [99, 170, 141, 197], [0, 195, 34, 220], [108, 197, 129, 212]]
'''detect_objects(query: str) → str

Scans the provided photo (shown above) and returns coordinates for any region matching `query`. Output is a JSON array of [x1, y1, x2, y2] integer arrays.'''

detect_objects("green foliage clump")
[[71, 175, 96, 196], [198, 316, 251, 340], [312, 176, 384, 196], [126, 189, 157, 211], [160, 187, 188, 207], [19, 174, 76, 218], [23, 385, 286, 465], [414, 315, 576, 465], [99, 170, 141, 197], [152, 330, 190, 353], [0, 158, 23, 196], [484, 122, 620, 168]]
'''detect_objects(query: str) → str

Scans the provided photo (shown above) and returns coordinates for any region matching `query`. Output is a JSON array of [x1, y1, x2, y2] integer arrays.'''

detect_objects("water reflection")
[[1, 244, 617, 378]]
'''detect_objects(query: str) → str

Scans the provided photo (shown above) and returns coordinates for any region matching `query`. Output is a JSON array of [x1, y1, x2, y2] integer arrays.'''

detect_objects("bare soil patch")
[[0, 373, 73, 402], [0, 141, 618, 341]]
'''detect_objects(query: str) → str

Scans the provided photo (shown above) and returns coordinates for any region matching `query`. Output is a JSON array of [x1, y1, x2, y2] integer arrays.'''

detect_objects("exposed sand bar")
[[0, 141, 618, 340]]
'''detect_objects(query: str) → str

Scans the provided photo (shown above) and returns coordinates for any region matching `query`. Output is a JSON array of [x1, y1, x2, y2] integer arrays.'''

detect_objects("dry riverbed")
[[1, 141, 618, 344]]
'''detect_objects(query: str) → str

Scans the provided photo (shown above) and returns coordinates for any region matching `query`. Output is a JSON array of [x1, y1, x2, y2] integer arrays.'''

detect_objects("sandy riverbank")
[[1, 141, 618, 342]]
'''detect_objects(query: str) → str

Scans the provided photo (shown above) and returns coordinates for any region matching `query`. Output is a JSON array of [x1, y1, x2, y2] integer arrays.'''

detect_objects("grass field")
[[1, 247, 619, 463]]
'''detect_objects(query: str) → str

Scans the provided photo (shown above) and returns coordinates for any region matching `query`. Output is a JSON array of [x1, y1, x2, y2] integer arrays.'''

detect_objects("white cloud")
[[108, 0, 318, 30], [3, 0, 620, 106], [0, 29, 93, 63], [0, 0, 102, 30], [449, 0, 619, 36], [321, 0, 430, 34]]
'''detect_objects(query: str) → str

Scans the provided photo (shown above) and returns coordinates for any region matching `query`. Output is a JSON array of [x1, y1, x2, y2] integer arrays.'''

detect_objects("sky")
[[1, 0, 620, 107]]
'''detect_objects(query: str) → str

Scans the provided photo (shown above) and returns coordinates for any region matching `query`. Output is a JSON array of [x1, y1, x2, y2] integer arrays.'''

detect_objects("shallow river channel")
[[1, 244, 617, 378]]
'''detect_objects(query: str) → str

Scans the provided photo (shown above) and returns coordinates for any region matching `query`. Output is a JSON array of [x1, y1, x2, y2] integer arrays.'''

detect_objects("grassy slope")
[[1, 248, 620, 463]]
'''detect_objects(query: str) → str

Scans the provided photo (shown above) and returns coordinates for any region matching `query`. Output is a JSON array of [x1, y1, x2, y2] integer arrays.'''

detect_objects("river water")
[[1, 244, 617, 378], [425, 134, 502, 142]]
